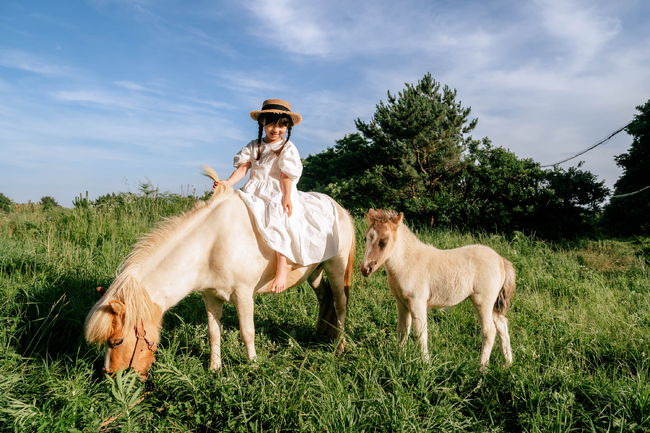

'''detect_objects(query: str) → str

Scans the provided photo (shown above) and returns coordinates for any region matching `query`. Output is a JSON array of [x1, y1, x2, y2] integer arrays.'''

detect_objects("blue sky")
[[1, 0, 649, 206]]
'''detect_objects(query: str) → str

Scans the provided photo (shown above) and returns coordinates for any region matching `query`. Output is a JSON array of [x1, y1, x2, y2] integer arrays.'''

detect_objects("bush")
[[39, 196, 60, 210], [0, 193, 13, 212]]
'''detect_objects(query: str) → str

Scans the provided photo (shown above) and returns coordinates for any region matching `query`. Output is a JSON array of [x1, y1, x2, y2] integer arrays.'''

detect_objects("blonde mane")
[[122, 187, 231, 271], [85, 184, 232, 343], [84, 274, 161, 343]]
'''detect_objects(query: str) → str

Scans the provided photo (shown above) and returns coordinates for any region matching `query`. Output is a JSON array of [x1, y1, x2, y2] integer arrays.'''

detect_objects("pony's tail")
[[343, 231, 355, 294], [494, 258, 516, 314]]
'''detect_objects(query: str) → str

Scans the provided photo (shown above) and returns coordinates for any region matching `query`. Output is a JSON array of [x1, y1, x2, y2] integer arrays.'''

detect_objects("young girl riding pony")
[[214, 99, 339, 293]]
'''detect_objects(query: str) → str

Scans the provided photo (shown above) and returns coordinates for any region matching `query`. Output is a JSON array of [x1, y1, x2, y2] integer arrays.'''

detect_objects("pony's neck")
[[124, 194, 229, 312], [385, 223, 429, 278]]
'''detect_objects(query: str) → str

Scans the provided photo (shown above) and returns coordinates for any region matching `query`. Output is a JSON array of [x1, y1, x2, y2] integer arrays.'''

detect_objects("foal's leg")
[[494, 313, 513, 367], [233, 293, 257, 361], [202, 292, 224, 370], [408, 298, 429, 361], [476, 302, 498, 373], [395, 297, 412, 345]]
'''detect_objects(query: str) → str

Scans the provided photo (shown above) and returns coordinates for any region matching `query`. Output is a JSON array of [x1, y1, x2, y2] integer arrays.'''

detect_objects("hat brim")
[[250, 110, 302, 126]]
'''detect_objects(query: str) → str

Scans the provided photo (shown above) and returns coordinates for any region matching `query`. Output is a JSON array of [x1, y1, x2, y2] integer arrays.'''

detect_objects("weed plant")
[[0, 193, 648, 432]]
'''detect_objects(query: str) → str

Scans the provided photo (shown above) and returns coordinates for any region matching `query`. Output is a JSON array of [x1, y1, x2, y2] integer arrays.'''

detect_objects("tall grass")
[[0, 192, 648, 432]]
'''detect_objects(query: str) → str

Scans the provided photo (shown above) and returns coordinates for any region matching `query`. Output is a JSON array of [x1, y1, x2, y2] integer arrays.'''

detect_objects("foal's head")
[[360, 209, 403, 277]]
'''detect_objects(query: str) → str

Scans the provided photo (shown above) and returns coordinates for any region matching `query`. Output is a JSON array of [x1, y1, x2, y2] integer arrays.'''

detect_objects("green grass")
[[0, 195, 648, 432]]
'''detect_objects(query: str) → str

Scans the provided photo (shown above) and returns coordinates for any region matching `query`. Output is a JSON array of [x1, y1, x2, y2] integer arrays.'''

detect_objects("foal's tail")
[[494, 258, 516, 314]]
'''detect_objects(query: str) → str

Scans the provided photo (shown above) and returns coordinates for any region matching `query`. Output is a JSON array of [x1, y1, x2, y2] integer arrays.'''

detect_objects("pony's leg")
[[408, 298, 429, 361], [396, 297, 412, 345], [202, 292, 224, 370], [308, 267, 337, 340], [477, 304, 498, 373], [323, 261, 349, 353], [494, 313, 513, 367], [233, 294, 257, 361]]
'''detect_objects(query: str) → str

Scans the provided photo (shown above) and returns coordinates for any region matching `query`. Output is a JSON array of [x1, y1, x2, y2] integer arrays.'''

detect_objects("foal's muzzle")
[[360, 261, 376, 277]]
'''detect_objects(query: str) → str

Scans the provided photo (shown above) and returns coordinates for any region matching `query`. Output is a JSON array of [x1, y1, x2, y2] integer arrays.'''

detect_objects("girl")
[[214, 99, 339, 293]]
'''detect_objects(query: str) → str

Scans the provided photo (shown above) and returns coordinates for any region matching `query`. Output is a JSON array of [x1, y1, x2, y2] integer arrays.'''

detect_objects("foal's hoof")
[[479, 365, 488, 374], [335, 339, 346, 354]]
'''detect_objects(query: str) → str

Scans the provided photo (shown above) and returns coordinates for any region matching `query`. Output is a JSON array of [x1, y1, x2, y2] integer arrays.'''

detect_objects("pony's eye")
[[378, 240, 386, 249], [108, 338, 123, 348]]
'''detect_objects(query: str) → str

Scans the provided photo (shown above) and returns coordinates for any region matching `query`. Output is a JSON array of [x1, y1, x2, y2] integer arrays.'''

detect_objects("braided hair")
[[255, 113, 293, 160]]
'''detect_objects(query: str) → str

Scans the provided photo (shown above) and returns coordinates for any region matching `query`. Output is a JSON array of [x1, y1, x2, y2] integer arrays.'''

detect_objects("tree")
[[457, 141, 608, 236], [602, 100, 650, 235], [301, 73, 477, 221], [39, 196, 60, 210], [0, 193, 12, 212], [301, 73, 609, 237]]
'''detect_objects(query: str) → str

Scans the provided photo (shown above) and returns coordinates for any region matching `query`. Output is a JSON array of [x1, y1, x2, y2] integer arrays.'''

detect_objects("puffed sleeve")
[[233, 141, 255, 167], [278, 142, 303, 180]]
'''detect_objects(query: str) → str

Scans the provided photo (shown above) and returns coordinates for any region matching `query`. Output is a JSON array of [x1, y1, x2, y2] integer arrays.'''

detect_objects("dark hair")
[[255, 113, 293, 160]]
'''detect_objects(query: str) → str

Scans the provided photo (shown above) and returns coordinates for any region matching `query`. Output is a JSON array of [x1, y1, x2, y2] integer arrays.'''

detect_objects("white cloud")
[[215, 70, 286, 94], [53, 90, 140, 110], [536, 0, 621, 71], [0, 49, 77, 77], [243, 0, 330, 56]]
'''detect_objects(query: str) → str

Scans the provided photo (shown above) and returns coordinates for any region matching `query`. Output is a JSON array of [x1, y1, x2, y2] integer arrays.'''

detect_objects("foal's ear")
[[392, 212, 404, 226], [108, 299, 126, 317], [365, 208, 376, 221]]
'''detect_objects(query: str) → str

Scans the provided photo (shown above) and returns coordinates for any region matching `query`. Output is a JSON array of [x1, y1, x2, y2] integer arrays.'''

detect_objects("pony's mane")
[[368, 209, 400, 225], [84, 186, 232, 343], [84, 274, 161, 343], [122, 186, 232, 271]]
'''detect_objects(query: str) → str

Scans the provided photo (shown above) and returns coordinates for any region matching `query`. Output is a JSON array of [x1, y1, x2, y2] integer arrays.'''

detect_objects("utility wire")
[[610, 185, 650, 199], [541, 122, 632, 168]]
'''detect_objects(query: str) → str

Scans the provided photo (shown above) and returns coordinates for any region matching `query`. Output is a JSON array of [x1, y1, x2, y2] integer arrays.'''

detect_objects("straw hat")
[[250, 99, 302, 125]]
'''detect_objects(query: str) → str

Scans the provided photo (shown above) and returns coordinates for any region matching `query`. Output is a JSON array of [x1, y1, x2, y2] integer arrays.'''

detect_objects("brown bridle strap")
[[127, 320, 157, 370]]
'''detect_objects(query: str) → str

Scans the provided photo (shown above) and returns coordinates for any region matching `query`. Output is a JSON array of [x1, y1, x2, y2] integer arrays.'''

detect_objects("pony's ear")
[[392, 212, 404, 226], [366, 208, 376, 221], [108, 299, 126, 317]]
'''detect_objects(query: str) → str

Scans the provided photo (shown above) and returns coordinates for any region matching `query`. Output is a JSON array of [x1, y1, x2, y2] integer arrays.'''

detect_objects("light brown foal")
[[360, 209, 515, 372]]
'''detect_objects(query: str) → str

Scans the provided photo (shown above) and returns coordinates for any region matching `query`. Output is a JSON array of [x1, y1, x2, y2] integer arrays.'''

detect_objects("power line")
[[541, 122, 632, 168], [610, 185, 650, 199]]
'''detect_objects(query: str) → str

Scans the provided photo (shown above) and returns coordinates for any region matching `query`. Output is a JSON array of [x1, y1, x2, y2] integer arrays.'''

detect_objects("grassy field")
[[0, 193, 648, 432]]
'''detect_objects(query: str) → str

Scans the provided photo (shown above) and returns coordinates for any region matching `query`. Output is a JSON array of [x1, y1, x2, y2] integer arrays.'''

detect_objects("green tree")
[[602, 100, 650, 235], [39, 196, 60, 210], [0, 193, 13, 212], [301, 73, 608, 236], [301, 73, 477, 221], [458, 141, 607, 236]]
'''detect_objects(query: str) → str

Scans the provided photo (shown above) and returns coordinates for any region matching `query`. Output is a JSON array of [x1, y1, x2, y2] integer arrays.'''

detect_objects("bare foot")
[[270, 265, 289, 293]]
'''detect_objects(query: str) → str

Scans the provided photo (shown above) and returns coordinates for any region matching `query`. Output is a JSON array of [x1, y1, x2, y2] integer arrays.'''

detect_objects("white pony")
[[84, 168, 355, 376], [360, 209, 515, 372]]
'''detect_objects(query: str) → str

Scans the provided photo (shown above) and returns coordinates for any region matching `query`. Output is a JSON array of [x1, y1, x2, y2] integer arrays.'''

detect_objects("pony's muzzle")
[[360, 261, 376, 277]]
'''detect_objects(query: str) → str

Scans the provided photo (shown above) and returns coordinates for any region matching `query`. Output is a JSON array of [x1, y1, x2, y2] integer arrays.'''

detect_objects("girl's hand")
[[212, 180, 228, 191], [282, 196, 292, 217]]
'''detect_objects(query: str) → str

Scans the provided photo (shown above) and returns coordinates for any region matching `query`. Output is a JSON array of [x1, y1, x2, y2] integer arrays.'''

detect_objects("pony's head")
[[85, 277, 162, 377], [360, 208, 403, 277]]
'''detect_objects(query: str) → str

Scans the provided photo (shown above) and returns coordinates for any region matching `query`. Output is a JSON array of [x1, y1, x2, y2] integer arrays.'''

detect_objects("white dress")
[[234, 138, 340, 266]]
